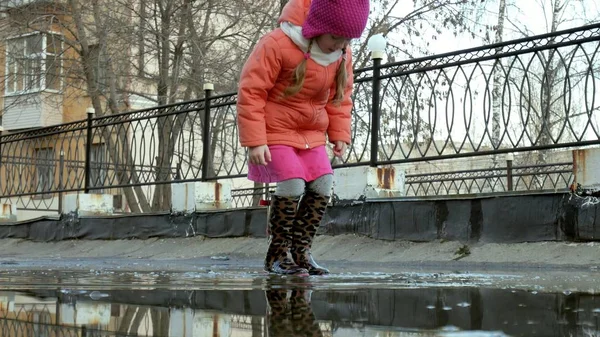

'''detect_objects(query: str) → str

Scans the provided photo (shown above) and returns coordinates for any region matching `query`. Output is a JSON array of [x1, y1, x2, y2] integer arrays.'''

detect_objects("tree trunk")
[[128, 308, 148, 335], [492, 0, 506, 167], [117, 306, 136, 335], [187, 3, 216, 178], [150, 308, 170, 336], [537, 0, 563, 164], [138, 0, 147, 77], [69, 0, 151, 212], [152, 0, 192, 211], [151, 1, 172, 211]]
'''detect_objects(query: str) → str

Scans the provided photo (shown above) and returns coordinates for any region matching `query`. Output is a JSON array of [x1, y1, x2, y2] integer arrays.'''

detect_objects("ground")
[[1, 234, 598, 271], [2, 235, 599, 337], [1, 234, 600, 293]]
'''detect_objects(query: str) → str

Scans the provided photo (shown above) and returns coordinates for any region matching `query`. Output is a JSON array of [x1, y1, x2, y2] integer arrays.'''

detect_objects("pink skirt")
[[248, 145, 333, 183]]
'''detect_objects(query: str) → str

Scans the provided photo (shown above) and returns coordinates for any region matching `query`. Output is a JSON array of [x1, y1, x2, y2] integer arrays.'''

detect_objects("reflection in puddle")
[[1, 285, 599, 336]]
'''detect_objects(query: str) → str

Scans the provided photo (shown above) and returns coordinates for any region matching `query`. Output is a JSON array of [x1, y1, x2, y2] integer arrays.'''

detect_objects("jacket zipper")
[[309, 67, 328, 125], [309, 100, 318, 125], [302, 134, 310, 149], [303, 65, 330, 149]]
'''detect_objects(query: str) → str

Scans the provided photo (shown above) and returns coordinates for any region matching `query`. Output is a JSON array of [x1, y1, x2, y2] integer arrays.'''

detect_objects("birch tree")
[[492, 0, 507, 166], [345, 0, 498, 164], [495, 0, 600, 164]]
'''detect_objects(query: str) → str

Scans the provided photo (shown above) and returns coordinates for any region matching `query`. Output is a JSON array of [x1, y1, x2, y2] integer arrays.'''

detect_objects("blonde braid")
[[332, 47, 348, 106], [284, 39, 314, 97]]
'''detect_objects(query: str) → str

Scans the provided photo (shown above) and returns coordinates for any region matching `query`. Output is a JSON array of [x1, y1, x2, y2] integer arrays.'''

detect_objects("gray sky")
[[384, 0, 600, 58]]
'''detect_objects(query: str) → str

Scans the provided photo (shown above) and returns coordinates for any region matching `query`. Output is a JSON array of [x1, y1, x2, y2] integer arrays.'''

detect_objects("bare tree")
[[344, 0, 501, 163], [0, 0, 280, 212], [499, 0, 600, 164], [352, 0, 494, 68]]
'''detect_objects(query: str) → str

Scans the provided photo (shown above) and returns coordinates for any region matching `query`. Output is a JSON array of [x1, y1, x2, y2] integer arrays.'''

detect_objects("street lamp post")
[[367, 34, 387, 167], [84, 107, 95, 193]]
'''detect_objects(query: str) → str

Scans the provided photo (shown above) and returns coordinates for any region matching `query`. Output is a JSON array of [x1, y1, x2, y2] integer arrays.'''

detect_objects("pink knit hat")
[[302, 0, 370, 40]]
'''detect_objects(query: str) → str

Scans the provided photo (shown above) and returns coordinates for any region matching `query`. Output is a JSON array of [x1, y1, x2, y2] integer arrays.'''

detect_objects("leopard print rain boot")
[[290, 289, 324, 337], [265, 289, 293, 337], [290, 191, 330, 275], [265, 195, 309, 276]]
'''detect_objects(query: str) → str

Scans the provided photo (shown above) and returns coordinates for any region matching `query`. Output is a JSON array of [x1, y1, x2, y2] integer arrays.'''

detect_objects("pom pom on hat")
[[302, 0, 370, 40]]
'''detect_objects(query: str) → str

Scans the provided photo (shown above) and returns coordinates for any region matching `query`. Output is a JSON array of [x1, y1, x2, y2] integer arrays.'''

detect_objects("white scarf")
[[280, 22, 342, 66]]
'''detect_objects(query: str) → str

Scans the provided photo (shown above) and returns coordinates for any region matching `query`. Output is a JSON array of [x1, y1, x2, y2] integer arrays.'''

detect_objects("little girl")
[[236, 0, 369, 276]]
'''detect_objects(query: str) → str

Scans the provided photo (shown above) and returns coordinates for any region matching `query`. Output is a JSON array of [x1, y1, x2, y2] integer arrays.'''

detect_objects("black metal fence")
[[404, 162, 573, 197], [231, 186, 274, 208], [0, 301, 333, 337], [227, 162, 574, 208], [1, 23, 599, 211]]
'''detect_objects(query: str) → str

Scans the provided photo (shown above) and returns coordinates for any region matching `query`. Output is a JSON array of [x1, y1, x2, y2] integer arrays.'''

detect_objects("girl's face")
[[316, 34, 350, 53]]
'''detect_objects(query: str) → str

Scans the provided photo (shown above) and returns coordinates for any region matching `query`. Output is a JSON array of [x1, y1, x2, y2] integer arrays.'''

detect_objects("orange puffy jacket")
[[236, 0, 354, 150]]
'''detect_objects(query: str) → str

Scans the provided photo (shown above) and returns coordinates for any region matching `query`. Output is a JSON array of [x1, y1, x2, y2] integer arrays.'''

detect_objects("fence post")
[[506, 153, 514, 191], [58, 150, 64, 214], [84, 107, 95, 193], [368, 35, 386, 167], [201, 83, 214, 181]]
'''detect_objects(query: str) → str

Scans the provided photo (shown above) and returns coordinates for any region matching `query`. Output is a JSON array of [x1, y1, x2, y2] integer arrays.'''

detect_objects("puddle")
[[0, 271, 599, 336]]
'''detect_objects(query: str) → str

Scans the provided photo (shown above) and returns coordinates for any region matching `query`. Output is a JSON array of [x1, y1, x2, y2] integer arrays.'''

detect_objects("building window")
[[45, 33, 62, 91], [5, 32, 62, 94], [34, 148, 55, 193]]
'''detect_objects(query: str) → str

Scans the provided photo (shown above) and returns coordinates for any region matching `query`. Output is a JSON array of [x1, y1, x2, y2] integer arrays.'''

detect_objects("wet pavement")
[[1, 268, 600, 336]]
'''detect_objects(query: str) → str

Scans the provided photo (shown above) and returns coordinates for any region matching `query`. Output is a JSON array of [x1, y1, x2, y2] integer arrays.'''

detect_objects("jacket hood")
[[278, 0, 311, 26]]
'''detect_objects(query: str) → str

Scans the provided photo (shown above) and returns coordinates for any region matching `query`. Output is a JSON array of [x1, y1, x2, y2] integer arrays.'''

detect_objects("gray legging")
[[274, 174, 333, 198]]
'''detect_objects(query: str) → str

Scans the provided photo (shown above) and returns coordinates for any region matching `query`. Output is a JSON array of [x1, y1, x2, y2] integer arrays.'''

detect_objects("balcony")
[[2, 92, 63, 130]]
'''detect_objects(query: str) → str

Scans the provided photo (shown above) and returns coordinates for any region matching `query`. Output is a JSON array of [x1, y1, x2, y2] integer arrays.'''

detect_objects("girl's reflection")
[[266, 288, 323, 337]]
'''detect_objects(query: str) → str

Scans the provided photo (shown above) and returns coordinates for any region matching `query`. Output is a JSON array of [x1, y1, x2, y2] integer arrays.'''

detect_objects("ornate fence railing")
[[227, 162, 574, 208], [231, 186, 274, 208], [0, 300, 333, 337], [404, 162, 574, 197], [1, 23, 599, 211]]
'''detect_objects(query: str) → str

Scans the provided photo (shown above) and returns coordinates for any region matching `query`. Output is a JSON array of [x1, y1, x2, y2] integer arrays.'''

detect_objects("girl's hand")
[[249, 145, 271, 166], [332, 141, 347, 158]]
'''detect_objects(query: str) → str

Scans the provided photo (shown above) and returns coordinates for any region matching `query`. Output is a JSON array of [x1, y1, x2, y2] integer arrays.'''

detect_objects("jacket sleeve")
[[236, 34, 282, 148], [325, 47, 354, 145]]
